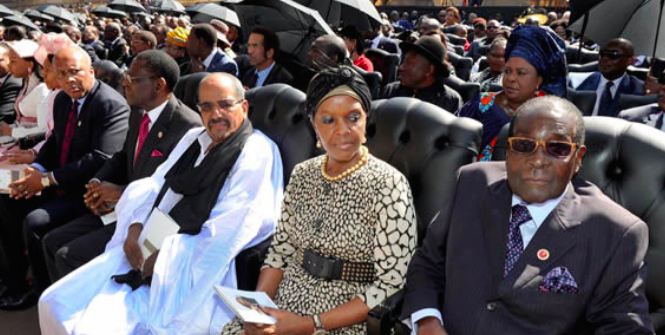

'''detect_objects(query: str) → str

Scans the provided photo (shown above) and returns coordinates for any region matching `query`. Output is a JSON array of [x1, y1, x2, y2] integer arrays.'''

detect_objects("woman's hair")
[[446, 7, 461, 23], [26, 57, 43, 82], [306, 66, 371, 118]]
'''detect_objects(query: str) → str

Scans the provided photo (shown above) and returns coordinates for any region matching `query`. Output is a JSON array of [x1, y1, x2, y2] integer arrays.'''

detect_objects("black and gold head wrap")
[[306, 66, 372, 118]]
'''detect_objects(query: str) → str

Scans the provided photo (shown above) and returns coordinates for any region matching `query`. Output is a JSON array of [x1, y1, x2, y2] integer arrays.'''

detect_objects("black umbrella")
[[150, 0, 185, 15], [186, 3, 240, 27], [36, 5, 76, 23], [2, 15, 41, 32], [233, 0, 334, 62], [108, 0, 147, 13], [92, 5, 128, 19], [295, 0, 382, 30], [0, 4, 14, 18], [24, 9, 55, 22], [569, 0, 665, 58]]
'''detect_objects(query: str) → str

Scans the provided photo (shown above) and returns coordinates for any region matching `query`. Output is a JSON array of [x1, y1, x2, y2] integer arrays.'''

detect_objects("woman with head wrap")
[[220, 66, 417, 335], [2, 33, 74, 164], [456, 25, 567, 161], [164, 27, 191, 75]]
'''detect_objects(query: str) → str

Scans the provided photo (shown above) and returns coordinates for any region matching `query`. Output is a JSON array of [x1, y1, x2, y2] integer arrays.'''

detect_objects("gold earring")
[[316, 140, 322, 148]]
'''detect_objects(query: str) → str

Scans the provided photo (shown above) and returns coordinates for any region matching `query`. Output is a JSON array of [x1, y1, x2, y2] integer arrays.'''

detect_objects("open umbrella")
[[150, 0, 185, 15], [186, 3, 240, 27], [36, 5, 76, 23], [295, 0, 382, 30], [2, 15, 41, 32], [569, 0, 665, 58], [108, 0, 147, 13], [233, 0, 335, 63], [24, 9, 55, 22], [92, 5, 128, 19], [0, 4, 14, 18]]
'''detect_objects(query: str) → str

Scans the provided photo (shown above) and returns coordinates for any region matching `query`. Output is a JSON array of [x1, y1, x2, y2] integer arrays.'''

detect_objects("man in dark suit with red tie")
[[402, 96, 654, 335], [0, 46, 130, 309], [42, 50, 201, 282]]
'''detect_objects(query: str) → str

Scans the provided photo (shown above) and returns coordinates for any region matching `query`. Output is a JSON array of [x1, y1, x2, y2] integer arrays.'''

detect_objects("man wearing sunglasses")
[[574, 38, 644, 117], [402, 96, 653, 335], [466, 19, 500, 62]]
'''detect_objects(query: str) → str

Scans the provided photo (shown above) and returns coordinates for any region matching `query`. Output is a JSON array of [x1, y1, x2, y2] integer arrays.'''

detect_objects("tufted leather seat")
[[366, 97, 482, 335], [568, 61, 599, 73], [352, 65, 383, 100], [567, 88, 597, 116], [618, 94, 658, 113], [443, 76, 480, 104], [366, 48, 400, 86], [236, 84, 317, 291], [566, 46, 599, 65], [448, 52, 473, 81], [446, 34, 467, 46], [173, 72, 210, 112], [492, 117, 665, 334]]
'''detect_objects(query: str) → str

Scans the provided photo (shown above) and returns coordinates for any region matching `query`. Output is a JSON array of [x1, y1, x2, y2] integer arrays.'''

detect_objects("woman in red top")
[[339, 25, 374, 72]]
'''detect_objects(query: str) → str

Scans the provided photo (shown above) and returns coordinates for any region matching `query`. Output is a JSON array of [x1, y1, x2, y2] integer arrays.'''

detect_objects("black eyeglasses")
[[487, 25, 499, 30], [508, 137, 579, 158], [599, 50, 626, 60], [197, 99, 245, 113], [122, 72, 157, 85]]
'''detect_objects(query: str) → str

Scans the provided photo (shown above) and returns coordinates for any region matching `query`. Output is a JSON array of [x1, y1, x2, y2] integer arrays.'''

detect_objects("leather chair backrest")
[[568, 61, 599, 73], [452, 45, 465, 56], [366, 97, 483, 239], [443, 76, 480, 103], [488, 84, 503, 93], [618, 94, 658, 113], [352, 65, 383, 100], [173, 72, 210, 112], [447, 52, 473, 81], [446, 33, 467, 46], [477, 44, 490, 59], [366, 48, 400, 86], [235, 54, 251, 79], [491, 118, 665, 332], [566, 46, 599, 64], [627, 66, 649, 81], [567, 88, 597, 116], [478, 56, 489, 72], [245, 84, 316, 186]]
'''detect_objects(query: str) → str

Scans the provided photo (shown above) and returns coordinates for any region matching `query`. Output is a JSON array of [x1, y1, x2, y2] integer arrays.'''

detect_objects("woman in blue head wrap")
[[456, 25, 567, 161]]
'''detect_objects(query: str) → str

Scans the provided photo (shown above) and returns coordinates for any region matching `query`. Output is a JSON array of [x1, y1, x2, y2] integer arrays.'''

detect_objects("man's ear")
[[574, 145, 586, 174], [267, 48, 274, 60]]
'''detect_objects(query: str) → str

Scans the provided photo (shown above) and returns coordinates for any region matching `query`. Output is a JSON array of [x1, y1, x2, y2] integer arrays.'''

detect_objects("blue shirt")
[[255, 61, 275, 88]]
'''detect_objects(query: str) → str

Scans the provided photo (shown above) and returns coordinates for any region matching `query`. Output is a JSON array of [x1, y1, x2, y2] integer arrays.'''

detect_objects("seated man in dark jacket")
[[382, 36, 463, 113]]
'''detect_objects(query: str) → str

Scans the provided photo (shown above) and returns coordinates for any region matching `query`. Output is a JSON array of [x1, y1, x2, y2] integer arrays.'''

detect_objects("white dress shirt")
[[407, 186, 569, 334], [591, 73, 626, 116]]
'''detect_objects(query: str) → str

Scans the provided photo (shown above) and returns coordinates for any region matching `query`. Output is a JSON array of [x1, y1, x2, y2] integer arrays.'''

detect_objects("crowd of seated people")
[[0, 4, 659, 335]]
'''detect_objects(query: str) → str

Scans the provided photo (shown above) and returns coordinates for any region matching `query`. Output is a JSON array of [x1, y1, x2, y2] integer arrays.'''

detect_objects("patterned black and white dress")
[[221, 154, 418, 335]]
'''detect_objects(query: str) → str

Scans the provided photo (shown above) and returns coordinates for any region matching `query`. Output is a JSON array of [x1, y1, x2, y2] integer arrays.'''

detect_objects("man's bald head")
[[419, 18, 441, 36], [53, 46, 95, 99], [606, 38, 635, 57], [307, 34, 348, 70]]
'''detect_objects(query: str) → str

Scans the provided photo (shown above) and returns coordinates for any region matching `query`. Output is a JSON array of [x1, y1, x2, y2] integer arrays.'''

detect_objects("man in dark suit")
[[0, 44, 22, 124], [574, 38, 644, 117], [42, 50, 201, 281], [242, 26, 293, 89], [365, 25, 400, 55], [187, 23, 238, 77], [82, 26, 107, 60], [402, 96, 654, 335], [104, 23, 129, 68], [618, 83, 665, 130], [0, 46, 129, 309]]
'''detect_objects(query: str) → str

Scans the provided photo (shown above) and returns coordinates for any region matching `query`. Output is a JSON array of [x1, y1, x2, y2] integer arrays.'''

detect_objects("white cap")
[[5, 39, 39, 58]]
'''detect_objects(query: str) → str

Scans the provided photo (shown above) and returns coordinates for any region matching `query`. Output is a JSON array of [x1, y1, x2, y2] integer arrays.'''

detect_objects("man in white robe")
[[38, 73, 284, 335]]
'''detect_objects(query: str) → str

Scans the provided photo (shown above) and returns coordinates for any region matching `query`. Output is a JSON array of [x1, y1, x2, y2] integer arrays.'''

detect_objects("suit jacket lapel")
[[481, 178, 512, 295], [498, 182, 583, 297], [577, 72, 600, 91], [132, 96, 176, 179], [126, 107, 144, 178], [264, 63, 278, 86]]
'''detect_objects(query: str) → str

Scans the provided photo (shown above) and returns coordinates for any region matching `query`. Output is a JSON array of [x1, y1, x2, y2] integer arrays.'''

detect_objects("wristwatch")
[[41, 173, 51, 188], [312, 314, 326, 335]]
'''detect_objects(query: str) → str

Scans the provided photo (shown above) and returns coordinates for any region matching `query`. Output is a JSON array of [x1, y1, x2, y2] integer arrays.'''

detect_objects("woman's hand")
[[244, 307, 315, 335]]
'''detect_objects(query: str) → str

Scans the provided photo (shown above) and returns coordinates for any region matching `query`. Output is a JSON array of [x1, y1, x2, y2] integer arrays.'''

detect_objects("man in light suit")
[[574, 38, 644, 117], [187, 23, 239, 77], [0, 44, 22, 124], [42, 50, 202, 282], [0, 46, 130, 309], [402, 96, 654, 335]]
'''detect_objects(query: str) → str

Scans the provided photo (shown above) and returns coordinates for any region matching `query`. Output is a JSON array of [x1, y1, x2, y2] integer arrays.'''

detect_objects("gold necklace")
[[321, 146, 369, 182]]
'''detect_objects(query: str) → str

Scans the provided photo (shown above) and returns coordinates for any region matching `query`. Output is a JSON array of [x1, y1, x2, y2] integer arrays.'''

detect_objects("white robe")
[[39, 127, 284, 335]]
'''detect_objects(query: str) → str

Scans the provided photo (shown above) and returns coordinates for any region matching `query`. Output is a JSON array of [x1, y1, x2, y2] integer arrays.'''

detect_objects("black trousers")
[[42, 214, 115, 282], [0, 192, 88, 293]]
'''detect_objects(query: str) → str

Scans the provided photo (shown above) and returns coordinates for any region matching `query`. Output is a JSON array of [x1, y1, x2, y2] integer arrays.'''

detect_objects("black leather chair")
[[353, 65, 383, 100], [568, 61, 599, 73], [491, 117, 665, 334], [566, 45, 599, 64], [366, 48, 400, 86], [235, 54, 251, 79], [235, 84, 317, 291], [477, 56, 488, 72], [618, 94, 658, 113], [443, 76, 480, 103], [446, 33, 467, 46], [173, 72, 210, 112], [366, 97, 483, 335], [627, 66, 649, 81], [567, 88, 597, 116], [447, 52, 473, 81]]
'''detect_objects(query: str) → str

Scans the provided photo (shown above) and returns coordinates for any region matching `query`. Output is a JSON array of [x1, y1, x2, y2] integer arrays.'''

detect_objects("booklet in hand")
[[0, 164, 29, 194], [138, 208, 180, 259], [214, 286, 278, 325]]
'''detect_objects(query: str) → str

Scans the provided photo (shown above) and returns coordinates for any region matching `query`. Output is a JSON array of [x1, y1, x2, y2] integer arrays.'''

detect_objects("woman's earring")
[[316, 140, 322, 148]]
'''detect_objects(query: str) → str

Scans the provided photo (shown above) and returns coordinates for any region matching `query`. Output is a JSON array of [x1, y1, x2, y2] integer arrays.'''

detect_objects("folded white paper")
[[138, 208, 179, 259]]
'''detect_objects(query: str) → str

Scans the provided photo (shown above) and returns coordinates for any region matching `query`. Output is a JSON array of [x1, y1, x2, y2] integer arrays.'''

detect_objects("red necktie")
[[60, 100, 79, 167], [134, 113, 150, 163]]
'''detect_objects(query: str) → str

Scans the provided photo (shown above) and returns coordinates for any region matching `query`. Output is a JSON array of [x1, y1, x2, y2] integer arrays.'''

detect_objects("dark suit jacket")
[[576, 72, 644, 117], [618, 103, 664, 129], [0, 74, 22, 124], [34, 81, 130, 198], [94, 95, 202, 185], [241, 62, 294, 89], [105, 38, 129, 68], [206, 49, 239, 77], [377, 36, 400, 55], [401, 162, 654, 335]]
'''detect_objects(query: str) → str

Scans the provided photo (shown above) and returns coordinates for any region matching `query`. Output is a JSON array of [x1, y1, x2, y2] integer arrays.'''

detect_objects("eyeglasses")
[[122, 72, 157, 85], [473, 24, 486, 29], [487, 25, 499, 30], [599, 50, 626, 60], [197, 99, 245, 113], [508, 137, 579, 158]]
